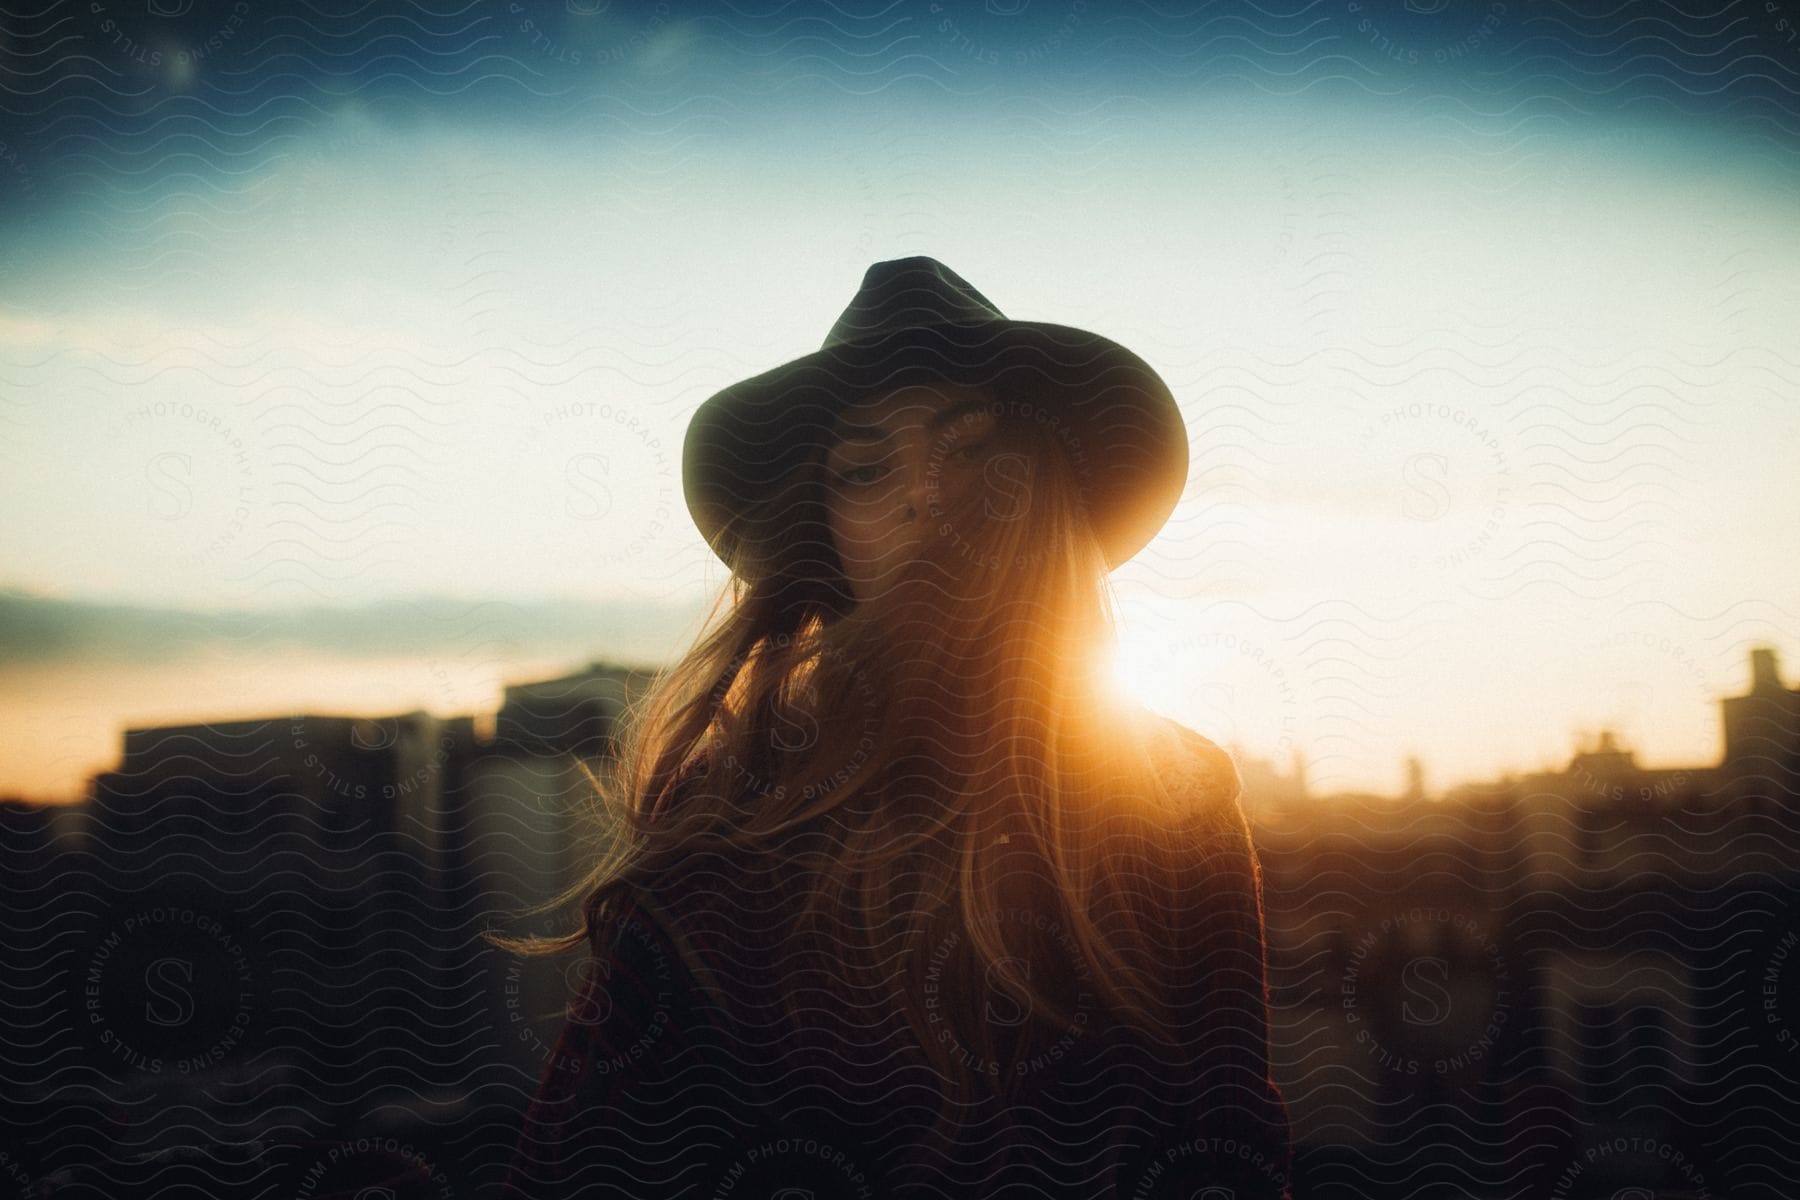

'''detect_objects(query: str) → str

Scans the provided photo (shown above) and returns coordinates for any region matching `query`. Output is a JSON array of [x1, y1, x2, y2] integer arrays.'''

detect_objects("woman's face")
[[824, 381, 1000, 606]]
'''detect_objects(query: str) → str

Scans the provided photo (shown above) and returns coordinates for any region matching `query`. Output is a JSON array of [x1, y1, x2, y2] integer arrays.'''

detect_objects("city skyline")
[[7, 638, 1792, 1198], [4, 586, 1789, 812]]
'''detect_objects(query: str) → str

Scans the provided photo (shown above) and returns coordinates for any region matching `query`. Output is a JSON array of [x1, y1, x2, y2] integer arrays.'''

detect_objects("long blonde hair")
[[489, 375, 1246, 1162]]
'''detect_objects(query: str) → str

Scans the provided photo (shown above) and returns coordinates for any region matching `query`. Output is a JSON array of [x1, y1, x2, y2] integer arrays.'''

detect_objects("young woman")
[[495, 256, 1294, 1198]]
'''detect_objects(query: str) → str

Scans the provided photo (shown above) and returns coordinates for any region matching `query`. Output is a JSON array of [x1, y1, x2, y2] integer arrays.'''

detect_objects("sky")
[[2, 0, 1798, 803]]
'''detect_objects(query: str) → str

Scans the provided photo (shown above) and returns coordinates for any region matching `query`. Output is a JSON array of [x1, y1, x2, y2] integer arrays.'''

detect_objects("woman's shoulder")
[[1142, 713, 1243, 810]]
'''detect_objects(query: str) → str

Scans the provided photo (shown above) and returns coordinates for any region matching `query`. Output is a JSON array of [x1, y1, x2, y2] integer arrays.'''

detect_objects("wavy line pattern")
[[4, 1, 1800, 1197]]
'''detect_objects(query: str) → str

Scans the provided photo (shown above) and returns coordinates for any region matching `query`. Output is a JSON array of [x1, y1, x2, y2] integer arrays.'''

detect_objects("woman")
[[495, 256, 1294, 1198]]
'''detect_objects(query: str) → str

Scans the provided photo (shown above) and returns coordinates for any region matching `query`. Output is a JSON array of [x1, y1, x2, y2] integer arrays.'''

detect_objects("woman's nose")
[[903, 458, 939, 525], [902, 472, 923, 520]]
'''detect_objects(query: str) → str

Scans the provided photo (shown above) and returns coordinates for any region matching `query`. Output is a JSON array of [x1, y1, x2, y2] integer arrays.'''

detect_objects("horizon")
[[1, 582, 1779, 806]]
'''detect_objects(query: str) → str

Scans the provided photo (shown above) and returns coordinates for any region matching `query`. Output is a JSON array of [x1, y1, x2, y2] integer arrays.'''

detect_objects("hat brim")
[[682, 319, 1188, 577]]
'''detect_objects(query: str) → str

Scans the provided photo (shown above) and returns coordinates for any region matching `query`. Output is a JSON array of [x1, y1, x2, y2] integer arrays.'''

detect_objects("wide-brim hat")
[[681, 255, 1188, 578]]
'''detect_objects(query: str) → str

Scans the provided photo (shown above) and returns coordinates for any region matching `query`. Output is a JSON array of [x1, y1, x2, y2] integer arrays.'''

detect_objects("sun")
[[1106, 623, 1187, 718]]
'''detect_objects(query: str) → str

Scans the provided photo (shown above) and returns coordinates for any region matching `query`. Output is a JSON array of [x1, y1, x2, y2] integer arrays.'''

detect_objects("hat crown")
[[822, 256, 1008, 351]]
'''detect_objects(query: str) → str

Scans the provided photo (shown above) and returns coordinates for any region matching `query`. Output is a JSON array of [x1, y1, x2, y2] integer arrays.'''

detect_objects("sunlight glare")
[[1108, 625, 1186, 718]]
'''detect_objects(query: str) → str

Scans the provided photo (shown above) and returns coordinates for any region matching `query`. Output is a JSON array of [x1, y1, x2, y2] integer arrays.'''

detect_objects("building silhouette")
[[0, 659, 660, 1196], [1, 645, 1794, 1197], [1251, 644, 1799, 1197]]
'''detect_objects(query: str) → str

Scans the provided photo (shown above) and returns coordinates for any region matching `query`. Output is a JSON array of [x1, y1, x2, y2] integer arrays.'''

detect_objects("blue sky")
[[3, 0, 1797, 801]]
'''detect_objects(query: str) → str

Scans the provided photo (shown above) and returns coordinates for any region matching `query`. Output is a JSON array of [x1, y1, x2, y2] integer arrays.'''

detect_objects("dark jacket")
[[502, 728, 1294, 1198]]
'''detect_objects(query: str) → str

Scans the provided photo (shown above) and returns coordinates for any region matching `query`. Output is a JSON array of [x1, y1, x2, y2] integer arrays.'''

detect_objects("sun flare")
[[1107, 625, 1188, 719]]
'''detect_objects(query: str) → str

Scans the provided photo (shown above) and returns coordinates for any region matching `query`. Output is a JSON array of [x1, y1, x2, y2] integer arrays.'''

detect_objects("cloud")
[[0, 588, 709, 670]]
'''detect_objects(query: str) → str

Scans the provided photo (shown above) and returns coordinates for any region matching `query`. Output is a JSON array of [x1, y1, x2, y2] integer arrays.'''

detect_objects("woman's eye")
[[953, 441, 990, 461], [837, 462, 886, 486]]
